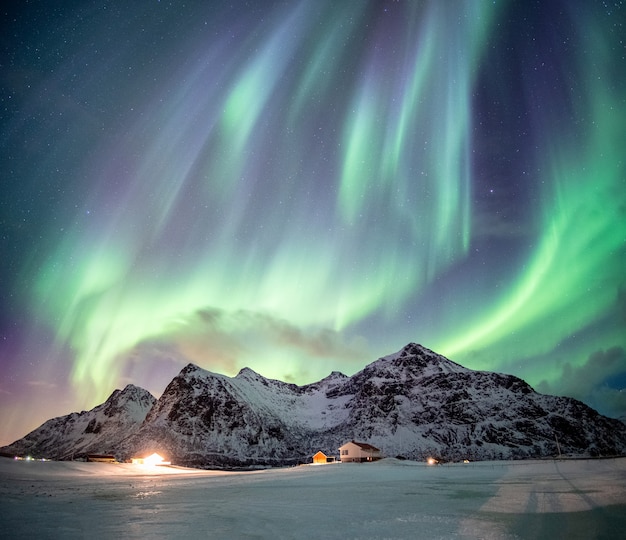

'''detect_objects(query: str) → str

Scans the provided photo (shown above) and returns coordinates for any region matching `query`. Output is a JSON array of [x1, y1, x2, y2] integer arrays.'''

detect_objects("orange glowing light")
[[131, 452, 170, 466], [144, 453, 165, 465]]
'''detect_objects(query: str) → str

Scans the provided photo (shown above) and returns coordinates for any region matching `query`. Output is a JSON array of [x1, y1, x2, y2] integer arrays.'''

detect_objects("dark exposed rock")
[[1, 384, 155, 460], [4, 343, 626, 467]]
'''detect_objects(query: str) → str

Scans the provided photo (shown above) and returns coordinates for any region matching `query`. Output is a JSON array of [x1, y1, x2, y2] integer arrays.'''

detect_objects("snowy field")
[[1, 457, 625, 539]]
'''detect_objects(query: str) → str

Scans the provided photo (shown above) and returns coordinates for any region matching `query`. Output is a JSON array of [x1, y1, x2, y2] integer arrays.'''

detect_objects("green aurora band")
[[7, 1, 623, 420], [435, 8, 626, 384]]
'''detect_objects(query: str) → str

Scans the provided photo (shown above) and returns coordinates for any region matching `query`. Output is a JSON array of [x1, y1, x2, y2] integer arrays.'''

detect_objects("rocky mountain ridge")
[[1, 384, 155, 460], [3, 343, 626, 466]]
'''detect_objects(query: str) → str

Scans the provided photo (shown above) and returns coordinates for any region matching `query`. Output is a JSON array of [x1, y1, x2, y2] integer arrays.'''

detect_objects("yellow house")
[[312, 451, 328, 464], [312, 451, 336, 464]]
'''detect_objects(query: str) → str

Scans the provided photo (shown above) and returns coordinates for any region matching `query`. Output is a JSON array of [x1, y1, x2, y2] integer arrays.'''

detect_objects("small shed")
[[312, 451, 336, 464], [339, 441, 382, 463]]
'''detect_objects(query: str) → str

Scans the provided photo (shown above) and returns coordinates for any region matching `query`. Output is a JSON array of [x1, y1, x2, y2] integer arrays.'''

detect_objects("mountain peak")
[[370, 342, 466, 378], [396, 342, 451, 362], [324, 370, 348, 380], [101, 384, 156, 423], [1, 382, 156, 460], [104, 383, 153, 405], [236, 366, 264, 380], [6, 342, 626, 466], [118, 383, 153, 398], [401, 342, 428, 354], [180, 362, 203, 375]]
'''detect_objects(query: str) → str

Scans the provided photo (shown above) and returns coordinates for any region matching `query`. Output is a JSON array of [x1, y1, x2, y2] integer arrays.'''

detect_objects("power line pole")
[[554, 432, 562, 458]]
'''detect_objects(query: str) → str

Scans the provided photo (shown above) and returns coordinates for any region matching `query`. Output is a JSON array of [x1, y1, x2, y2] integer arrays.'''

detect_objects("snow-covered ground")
[[1, 457, 625, 539]]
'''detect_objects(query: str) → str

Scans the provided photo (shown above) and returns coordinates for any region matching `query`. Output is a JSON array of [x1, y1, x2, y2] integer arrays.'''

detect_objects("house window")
[[341, 449, 348, 455]]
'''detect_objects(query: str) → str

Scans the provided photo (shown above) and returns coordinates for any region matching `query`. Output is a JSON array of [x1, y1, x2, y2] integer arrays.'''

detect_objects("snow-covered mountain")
[[1, 384, 155, 460], [120, 363, 354, 467], [4, 344, 626, 466], [124, 343, 626, 467]]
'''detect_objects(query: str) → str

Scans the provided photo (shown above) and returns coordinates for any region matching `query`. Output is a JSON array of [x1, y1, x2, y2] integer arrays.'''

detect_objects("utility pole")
[[554, 432, 562, 458]]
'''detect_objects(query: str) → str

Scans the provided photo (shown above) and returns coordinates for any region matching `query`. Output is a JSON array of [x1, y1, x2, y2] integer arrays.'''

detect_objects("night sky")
[[1, 0, 625, 445]]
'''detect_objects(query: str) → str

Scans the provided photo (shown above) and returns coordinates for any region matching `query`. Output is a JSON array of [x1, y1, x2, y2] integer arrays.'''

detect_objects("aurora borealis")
[[1, 0, 625, 445]]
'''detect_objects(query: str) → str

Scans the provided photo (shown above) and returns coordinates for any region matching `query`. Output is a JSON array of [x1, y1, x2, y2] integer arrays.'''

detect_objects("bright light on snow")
[[143, 453, 166, 466], [131, 452, 170, 466]]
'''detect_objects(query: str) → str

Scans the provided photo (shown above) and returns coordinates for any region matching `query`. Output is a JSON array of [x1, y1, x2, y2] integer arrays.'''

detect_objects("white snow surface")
[[2, 456, 625, 539], [6, 343, 626, 466], [232, 368, 352, 430]]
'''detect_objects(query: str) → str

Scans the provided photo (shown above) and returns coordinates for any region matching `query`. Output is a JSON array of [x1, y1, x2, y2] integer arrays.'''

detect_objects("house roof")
[[343, 440, 380, 452], [312, 451, 328, 457]]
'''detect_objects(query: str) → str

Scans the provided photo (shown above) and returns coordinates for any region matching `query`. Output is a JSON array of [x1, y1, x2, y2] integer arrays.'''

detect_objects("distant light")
[[427, 457, 438, 465]]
